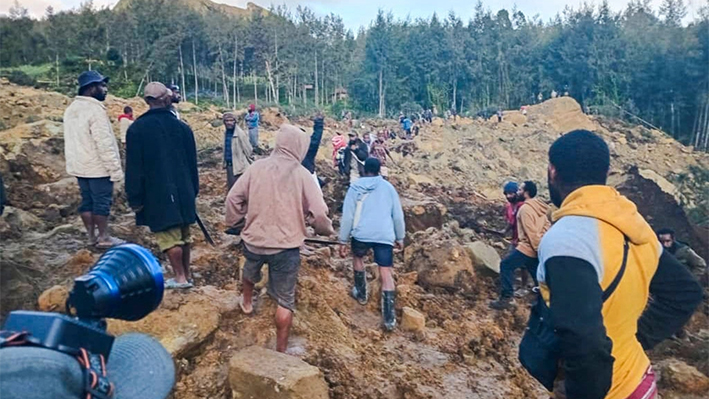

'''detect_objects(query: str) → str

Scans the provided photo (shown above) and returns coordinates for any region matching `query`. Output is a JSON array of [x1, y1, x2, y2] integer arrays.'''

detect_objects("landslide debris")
[[2, 79, 707, 398]]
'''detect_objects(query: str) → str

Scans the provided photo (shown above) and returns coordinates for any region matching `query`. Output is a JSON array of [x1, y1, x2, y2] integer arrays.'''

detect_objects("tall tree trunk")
[[378, 68, 385, 118], [55, 53, 60, 87], [265, 61, 276, 102], [233, 35, 238, 108], [314, 52, 319, 107], [253, 72, 257, 105], [192, 40, 198, 105], [452, 78, 457, 111], [218, 43, 229, 107], [179, 44, 187, 101]]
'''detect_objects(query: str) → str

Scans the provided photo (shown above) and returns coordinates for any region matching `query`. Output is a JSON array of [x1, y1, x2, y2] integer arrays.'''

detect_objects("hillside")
[[1, 80, 707, 399], [114, 0, 267, 17]]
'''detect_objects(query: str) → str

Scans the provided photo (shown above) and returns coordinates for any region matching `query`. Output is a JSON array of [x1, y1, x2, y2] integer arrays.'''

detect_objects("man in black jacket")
[[343, 132, 368, 185], [126, 82, 199, 289]]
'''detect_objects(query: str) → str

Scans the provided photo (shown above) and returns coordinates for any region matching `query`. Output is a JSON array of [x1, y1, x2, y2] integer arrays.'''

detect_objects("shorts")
[[351, 239, 394, 267], [243, 247, 300, 311], [77, 177, 113, 216], [154, 225, 193, 252]]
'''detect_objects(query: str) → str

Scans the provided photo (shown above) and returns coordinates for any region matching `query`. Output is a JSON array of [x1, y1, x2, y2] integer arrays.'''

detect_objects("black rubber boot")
[[350, 270, 368, 305], [381, 290, 397, 332]]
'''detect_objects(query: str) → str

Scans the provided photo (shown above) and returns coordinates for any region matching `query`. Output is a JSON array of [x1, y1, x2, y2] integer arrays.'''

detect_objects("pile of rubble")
[[1, 78, 708, 398]]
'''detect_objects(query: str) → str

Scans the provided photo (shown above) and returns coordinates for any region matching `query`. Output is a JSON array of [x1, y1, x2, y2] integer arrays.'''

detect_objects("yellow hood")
[[553, 185, 656, 246]]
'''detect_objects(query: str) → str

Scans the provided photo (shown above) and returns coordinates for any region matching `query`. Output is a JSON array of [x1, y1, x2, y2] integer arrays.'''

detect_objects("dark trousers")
[[500, 249, 538, 298], [226, 167, 241, 191]]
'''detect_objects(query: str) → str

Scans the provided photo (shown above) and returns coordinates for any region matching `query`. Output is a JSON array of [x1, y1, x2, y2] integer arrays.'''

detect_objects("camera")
[[2, 243, 164, 359]]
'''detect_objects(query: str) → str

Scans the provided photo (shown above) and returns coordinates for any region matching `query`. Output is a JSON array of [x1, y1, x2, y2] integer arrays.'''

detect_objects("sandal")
[[238, 295, 254, 315], [96, 236, 127, 249], [165, 278, 194, 290]]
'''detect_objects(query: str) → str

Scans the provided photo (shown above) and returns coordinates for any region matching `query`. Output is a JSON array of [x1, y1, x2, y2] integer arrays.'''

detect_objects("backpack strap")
[[602, 236, 630, 303], [353, 193, 370, 229]]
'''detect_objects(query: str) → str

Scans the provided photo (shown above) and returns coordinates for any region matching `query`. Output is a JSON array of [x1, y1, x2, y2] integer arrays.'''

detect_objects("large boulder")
[[229, 345, 329, 399], [657, 359, 709, 395], [464, 241, 501, 274], [108, 287, 234, 358], [402, 198, 447, 233], [405, 242, 474, 291]]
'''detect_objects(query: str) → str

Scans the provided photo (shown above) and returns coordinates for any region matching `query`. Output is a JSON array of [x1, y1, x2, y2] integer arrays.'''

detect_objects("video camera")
[[1, 244, 165, 359]]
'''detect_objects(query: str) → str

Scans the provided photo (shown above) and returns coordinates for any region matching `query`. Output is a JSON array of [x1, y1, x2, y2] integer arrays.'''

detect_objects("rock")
[[406, 243, 475, 291], [108, 288, 223, 358], [401, 307, 426, 332], [464, 241, 501, 274], [2, 206, 46, 233], [407, 173, 435, 186], [657, 359, 709, 394], [37, 285, 70, 312], [402, 198, 447, 233], [229, 345, 328, 399]]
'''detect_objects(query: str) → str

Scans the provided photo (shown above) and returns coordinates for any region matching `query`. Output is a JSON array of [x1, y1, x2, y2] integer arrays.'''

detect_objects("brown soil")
[[1, 79, 707, 398]]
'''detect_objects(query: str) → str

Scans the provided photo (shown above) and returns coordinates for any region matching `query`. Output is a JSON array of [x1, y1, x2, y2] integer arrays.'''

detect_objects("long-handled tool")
[[195, 214, 215, 247], [305, 237, 340, 246]]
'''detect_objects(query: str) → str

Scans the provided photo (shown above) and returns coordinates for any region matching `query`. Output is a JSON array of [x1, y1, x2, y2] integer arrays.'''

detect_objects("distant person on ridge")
[[245, 103, 260, 150], [225, 124, 335, 353], [222, 112, 252, 190], [519, 129, 702, 399], [402, 116, 413, 139], [490, 181, 550, 310], [126, 82, 199, 289], [63, 70, 124, 249], [339, 158, 405, 331]]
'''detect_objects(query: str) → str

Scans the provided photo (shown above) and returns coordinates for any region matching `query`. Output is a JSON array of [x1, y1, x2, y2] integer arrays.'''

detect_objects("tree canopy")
[[0, 0, 707, 147]]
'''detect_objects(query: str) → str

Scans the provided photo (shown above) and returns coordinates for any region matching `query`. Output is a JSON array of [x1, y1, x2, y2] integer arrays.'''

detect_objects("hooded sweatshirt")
[[338, 176, 405, 246], [516, 197, 551, 257], [531, 186, 702, 399], [225, 124, 334, 252]]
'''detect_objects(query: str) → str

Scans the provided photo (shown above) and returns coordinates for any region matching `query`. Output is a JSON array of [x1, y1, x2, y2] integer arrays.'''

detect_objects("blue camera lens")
[[69, 244, 164, 321]]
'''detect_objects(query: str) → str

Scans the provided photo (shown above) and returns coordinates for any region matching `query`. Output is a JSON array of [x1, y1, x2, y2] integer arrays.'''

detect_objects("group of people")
[[489, 130, 704, 399], [59, 69, 705, 398], [332, 129, 394, 182], [62, 70, 406, 354]]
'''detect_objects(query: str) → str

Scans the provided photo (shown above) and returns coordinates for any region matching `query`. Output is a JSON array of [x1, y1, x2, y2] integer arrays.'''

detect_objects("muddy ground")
[[1, 79, 708, 398]]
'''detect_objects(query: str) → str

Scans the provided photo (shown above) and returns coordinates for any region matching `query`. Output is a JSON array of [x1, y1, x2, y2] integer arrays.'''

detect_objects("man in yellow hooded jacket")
[[525, 129, 702, 399]]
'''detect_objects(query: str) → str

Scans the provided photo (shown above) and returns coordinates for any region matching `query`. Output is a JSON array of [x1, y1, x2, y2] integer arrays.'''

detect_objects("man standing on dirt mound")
[[245, 103, 260, 150], [490, 181, 550, 310], [225, 124, 334, 353], [339, 158, 405, 331], [126, 82, 199, 290], [520, 130, 702, 399], [64, 70, 124, 249]]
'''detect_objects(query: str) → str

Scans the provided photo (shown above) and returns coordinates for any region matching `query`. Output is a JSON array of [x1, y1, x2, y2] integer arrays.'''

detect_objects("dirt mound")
[[2, 81, 708, 399], [527, 96, 596, 133]]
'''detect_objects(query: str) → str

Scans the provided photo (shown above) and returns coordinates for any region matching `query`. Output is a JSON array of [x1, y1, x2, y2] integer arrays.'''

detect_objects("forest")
[[1, 0, 708, 148]]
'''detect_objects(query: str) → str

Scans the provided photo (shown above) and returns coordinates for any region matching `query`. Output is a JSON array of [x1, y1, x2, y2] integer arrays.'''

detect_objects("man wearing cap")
[[64, 71, 124, 249], [126, 82, 199, 289], [168, 84, 182, 120], [223, 112, 252, 190], [0, 332, 175, 399], [245, 104, 260, 150]]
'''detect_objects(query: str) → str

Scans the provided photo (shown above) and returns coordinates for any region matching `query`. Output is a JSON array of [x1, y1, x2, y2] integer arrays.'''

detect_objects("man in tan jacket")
[[64, 71, 123, 249], [490, 181, 551, 310], [225, 124, 334, 353], [222, 113, 252, 190]]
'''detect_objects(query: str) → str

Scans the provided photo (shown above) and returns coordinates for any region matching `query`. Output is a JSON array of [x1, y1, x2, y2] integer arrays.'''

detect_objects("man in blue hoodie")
[[339, 158, 406, 331]]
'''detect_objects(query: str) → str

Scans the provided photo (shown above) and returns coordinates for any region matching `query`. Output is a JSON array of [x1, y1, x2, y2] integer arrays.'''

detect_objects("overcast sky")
[[3, 0, 704, 30]]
